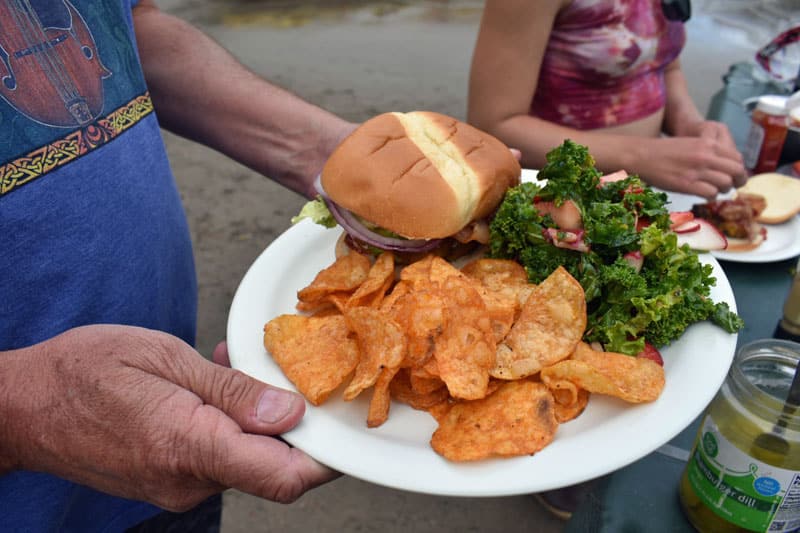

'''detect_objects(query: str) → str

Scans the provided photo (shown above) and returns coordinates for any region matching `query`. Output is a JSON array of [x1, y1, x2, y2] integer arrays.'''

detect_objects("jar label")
[[743, 122, 766, 169], [684, 416, 800, 532]]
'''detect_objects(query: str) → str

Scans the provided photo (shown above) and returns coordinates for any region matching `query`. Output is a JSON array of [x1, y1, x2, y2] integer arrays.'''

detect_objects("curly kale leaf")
[[488, 181, 546, 260], [536, 140, 601, 202]]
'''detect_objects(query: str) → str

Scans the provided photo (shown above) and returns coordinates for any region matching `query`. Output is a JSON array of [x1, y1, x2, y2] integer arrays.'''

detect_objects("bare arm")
[[132, 1, 356, 198], [661, 58, 705, 136], [468, 0, 746, 198]]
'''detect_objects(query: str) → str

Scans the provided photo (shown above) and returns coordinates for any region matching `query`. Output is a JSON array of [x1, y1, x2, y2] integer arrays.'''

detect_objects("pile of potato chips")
[[263, 251, 665, 462]]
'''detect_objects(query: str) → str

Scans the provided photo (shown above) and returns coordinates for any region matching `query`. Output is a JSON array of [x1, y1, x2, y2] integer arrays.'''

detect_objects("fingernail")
[[256, 389, 294, 424]]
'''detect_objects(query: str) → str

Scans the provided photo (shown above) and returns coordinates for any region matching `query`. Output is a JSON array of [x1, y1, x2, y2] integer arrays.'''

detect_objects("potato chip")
[[491, 266, 586, 380], [388, 289, 446, 368], [461, 258, 528, 292], [263, 314, 358, 405], [398, 254, 437, 286], [379, 280, 410, 312], [410, 359, 440, 380], [400, 255, 464, 289], [342, 306, 407, 401], [474, 285, 516, 343], [296, 291, 351, 314], [428, 256, 468, 285], [347, 251, 396, 309], [426, 398, 454, 423], [540, 342, 665, 403], [367, 366, 399, 428], [297, 252, 371, 304], [543, 376, 581, 407], [461, 258, 535, 313], [430, 380, 558, 461], [485, 378, 504, 397], [389, 369, 450, 411], [409, 373, 446, 395], [435, 276, 496, 400], [553, 388, 590, 423]]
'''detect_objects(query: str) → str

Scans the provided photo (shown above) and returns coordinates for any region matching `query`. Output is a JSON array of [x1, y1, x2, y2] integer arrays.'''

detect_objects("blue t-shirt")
[[0, 0, 197, 530]]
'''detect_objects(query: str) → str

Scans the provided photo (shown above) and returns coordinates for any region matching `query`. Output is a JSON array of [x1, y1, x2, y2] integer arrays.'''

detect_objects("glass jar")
[[743, 95, 789, 174], [679, 339, 800, 532]]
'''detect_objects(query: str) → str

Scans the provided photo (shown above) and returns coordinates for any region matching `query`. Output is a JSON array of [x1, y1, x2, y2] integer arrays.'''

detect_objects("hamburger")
[[295, 111, 521, 260]]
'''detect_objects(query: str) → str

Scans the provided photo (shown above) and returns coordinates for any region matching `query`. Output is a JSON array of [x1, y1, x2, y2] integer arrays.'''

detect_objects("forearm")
[[661, 59, 704, 137], [132, 5, 354, 198], [487, 114, 648, 174]]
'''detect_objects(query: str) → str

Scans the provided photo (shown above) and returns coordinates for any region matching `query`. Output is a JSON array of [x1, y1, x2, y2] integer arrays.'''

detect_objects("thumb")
[[188, 355, 306, 436], [212, 340, 230, 367]]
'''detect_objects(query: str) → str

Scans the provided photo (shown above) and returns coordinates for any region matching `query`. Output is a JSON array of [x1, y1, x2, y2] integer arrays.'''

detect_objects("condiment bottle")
[[775, 260, 800, 342], [743, 95, 789, 174], [678, 339, 800, 532]]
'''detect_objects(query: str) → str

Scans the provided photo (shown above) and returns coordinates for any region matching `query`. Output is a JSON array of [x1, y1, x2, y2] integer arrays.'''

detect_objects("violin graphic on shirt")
[[0, 0, 111, 128]]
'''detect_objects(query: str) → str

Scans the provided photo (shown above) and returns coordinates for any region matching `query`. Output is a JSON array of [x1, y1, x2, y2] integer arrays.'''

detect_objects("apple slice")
[[675, 219, 728, 251], [599, 170, 629, 185], [672, 220, 700, 234], [623, 250, 644, 273], [669, 211, 695, 229], [534, 199, 583, 229]]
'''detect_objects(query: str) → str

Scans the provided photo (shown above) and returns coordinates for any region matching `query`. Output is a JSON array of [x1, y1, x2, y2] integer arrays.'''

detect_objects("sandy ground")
[[155, 1, 788, 531]]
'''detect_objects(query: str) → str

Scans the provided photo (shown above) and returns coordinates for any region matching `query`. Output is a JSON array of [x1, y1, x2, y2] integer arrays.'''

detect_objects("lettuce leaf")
[[291, 197, 336, 228]]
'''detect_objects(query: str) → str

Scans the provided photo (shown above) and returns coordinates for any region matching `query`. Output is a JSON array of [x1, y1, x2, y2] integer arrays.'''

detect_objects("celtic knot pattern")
[[1, 92, 154, 196]]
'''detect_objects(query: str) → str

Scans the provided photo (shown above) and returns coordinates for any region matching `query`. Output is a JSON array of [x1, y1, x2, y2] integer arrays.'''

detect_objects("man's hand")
[[0, 324, 337, 511]]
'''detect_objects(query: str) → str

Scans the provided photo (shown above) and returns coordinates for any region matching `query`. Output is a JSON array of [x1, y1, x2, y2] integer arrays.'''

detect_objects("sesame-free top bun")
[[736, 173, 800, 224], [320, 111, 521, 239]]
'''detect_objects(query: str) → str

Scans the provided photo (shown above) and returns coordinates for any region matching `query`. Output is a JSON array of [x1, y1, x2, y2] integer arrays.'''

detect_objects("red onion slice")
[[313, 176, 444, 253]]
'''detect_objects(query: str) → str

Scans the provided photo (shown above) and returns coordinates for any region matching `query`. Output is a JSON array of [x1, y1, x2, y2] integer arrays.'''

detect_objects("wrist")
[[297, 117, 357, 199], [0, 347, 31, 474], [0, 338, 61, 475]]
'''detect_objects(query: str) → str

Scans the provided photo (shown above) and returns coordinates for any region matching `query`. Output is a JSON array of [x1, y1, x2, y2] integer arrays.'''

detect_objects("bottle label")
[[684, 416, 800, 532], [743, 122, 766, 170]]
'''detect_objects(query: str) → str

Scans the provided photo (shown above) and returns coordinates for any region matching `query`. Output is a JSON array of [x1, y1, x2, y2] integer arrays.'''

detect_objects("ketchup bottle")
[[743, 95, 789, 174]]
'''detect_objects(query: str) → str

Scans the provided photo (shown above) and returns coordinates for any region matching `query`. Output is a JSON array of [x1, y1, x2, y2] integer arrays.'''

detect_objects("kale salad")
[[488, 140, 743, 356]]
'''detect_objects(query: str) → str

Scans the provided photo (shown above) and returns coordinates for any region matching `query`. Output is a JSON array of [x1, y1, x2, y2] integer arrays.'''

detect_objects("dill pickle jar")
[[679, 339, 800, 532]]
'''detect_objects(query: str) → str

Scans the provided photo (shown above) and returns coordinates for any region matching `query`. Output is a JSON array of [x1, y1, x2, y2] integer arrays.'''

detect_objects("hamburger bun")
[[736, 173, 800, 224], [725, 231, 766, 252], [320, 111, 521, 240]]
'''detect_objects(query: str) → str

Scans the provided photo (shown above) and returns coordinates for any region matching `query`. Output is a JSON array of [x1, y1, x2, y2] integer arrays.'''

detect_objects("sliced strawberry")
[[637, 342, 663, 366]]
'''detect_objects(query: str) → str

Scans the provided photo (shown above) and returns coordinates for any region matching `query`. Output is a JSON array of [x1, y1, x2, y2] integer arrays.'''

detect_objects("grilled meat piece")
[[691, 192, 766, 241]]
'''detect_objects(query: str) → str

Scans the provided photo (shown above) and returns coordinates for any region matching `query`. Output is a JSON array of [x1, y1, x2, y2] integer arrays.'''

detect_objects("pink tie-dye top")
[[530, 0, 686, 130]]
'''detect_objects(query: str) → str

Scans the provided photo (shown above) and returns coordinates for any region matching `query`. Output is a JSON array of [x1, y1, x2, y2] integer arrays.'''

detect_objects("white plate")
[[663, 190, 800, 263], [713, 216, 800, 263], [227, 217, 738, 497]]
